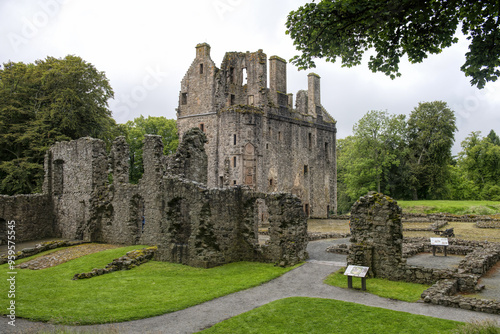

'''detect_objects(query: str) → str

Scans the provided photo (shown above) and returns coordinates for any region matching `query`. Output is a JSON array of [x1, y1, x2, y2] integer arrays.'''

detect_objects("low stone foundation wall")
[[308, 232, 350, 241], [0, 240, 87, 265], [73, 246, 157, 280]]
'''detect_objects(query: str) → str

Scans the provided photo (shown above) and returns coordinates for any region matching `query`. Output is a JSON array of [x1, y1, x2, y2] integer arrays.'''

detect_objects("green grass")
[[324, 268, 430, 302], [0, 245, 298, 325], [198, 297, 462, 333], [396, 200, 500, 215]]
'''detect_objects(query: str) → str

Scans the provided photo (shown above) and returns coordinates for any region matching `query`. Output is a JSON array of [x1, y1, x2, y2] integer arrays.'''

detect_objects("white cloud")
[[0, 0, 498, 155]]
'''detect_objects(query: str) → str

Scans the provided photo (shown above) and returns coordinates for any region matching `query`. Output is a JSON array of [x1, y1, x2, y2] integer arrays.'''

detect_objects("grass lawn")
[[397, 200, 500, 215], [198, 297, 462, 334], [324, 268, 430, 302], [0, 245, 298, 325]]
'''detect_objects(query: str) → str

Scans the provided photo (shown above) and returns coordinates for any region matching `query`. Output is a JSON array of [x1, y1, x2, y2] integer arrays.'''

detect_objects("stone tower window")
[[233, 134, 237, 145], [199, 63, 204, 74], [304, 204, 310, 216], [233, 180, 237, 185], [308, 133, 312, 149], [304, 165, 308, 175], [248, 95, 254, 105], [269, 179, 273, 186], [199, 123, 205, 132], [229, 67, 234, 83], [181, 93, 187, 105], [53, 159, 64, 195], [233, 156, 237, 168], [230, 94, 235, 105], [278, 131, 282, 141], [242, 68, 247, 85], [266, 143, 269, 150]]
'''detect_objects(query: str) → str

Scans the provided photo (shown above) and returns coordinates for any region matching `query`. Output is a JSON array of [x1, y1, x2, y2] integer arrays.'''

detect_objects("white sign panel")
[[430, 238, 449, 246], [344, 265, 369, 278]]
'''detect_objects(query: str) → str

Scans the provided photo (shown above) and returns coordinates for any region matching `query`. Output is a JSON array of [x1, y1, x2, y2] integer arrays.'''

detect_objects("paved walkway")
[[3, 240, 500, 333]]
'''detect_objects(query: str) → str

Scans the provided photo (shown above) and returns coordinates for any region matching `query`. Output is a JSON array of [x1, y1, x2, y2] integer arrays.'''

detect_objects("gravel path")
[[4, 239, 500, 333]]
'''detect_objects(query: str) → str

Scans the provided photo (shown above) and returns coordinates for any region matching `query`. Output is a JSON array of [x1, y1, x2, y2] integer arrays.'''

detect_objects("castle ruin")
[[177, 43, 337, 218]]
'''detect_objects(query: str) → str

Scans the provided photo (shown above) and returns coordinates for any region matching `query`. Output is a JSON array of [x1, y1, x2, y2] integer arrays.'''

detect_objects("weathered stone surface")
[[0, 129, 307, 268], [347, 192, 404, 278], [176, 44, 337, 218], [165, 128, 208, 184]]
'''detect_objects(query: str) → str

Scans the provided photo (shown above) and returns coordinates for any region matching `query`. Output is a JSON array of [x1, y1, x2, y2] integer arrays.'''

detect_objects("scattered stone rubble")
[[72, 246, 158, 280], [0, 240, 87, 265]]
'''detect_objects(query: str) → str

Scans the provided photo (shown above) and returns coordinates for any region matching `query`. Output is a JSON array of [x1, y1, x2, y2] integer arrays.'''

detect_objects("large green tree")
[[406, 101, 457, 200], [457, 131, 500, 200], [0, 56, 116, 195], [121, 115, 178, 184], [337, 110, 407, 212], [286, 0, 500, 88]]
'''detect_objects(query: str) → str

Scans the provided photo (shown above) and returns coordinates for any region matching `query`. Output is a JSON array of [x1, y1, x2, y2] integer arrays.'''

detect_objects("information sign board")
[[344, 265, 369, 278], [430, 238, 449, 246]]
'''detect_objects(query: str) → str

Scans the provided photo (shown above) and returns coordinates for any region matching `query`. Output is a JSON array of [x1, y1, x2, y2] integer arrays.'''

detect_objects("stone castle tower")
[[176, 43, 337, 218]]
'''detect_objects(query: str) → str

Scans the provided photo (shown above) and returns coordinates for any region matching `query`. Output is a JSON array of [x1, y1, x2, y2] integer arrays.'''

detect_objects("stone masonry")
[[347, 192, 405, 278], [0, 128, 308, 268], [176, 43, 337, 218]]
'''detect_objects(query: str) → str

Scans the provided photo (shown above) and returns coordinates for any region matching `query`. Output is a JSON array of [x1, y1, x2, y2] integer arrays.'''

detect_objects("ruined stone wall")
[[0, 194, 54, 244], [347, 192, 405, 279], [18, 129, 308, 268], [46, 137, 108, 240]]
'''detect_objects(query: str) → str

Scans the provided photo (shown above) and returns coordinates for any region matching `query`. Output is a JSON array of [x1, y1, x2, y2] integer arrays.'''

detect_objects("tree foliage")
[[0, 55, 116, 195], [455, 131, 500, 200], [337, 101, 458, 210], [121, 115, 178, 184], [406, 101, 457, 200], [286, 0, 500, 88]]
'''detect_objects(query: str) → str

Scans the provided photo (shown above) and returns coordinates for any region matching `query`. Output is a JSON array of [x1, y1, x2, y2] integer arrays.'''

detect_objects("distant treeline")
[[337, 103, 500, 213]]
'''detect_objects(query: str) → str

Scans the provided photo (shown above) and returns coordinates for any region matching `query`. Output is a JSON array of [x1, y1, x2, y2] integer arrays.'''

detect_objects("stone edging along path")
[[4, 261, 500, 334]]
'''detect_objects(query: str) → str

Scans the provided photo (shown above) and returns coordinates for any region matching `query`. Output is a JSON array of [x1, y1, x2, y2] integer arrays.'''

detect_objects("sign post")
[[430, 238, 449, 256], [344, 265, 369, 291]]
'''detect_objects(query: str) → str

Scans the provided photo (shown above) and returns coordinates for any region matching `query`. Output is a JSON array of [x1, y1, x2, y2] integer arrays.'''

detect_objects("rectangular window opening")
[[181, 93, 187, 105], [304, 165, 308, 175], [233, 134, 237, 145], [230, 94, 235, 105], [199, 123, 205, 132], [229, 67, 234, 83], [308, 133, 312, 149], [233, 157, 237, 168]]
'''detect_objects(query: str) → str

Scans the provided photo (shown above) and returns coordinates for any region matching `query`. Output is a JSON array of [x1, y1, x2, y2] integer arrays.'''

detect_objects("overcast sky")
[[1, 0, 499, 155]]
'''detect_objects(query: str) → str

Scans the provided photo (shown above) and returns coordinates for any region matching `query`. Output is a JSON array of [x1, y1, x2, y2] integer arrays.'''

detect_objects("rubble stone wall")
[[0, 129, 308, 268]]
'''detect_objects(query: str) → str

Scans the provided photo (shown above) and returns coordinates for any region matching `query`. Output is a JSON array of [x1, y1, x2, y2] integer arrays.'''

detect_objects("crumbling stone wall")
[[0, 195, 54, 244], [165, 128, 208, 184], [2, 128, 308, 268], [347, 192, 405, 278]]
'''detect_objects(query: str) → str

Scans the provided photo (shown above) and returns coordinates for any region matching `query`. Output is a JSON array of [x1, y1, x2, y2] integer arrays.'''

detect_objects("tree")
[[457, 131, 500, 200], [122, 115, 178, 183], [486, 129, 500, 146], [0, 56, 116, 195], [406, 101, 457, 200], [286, 0, 500, 88], [336, 110, 407, 211]]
